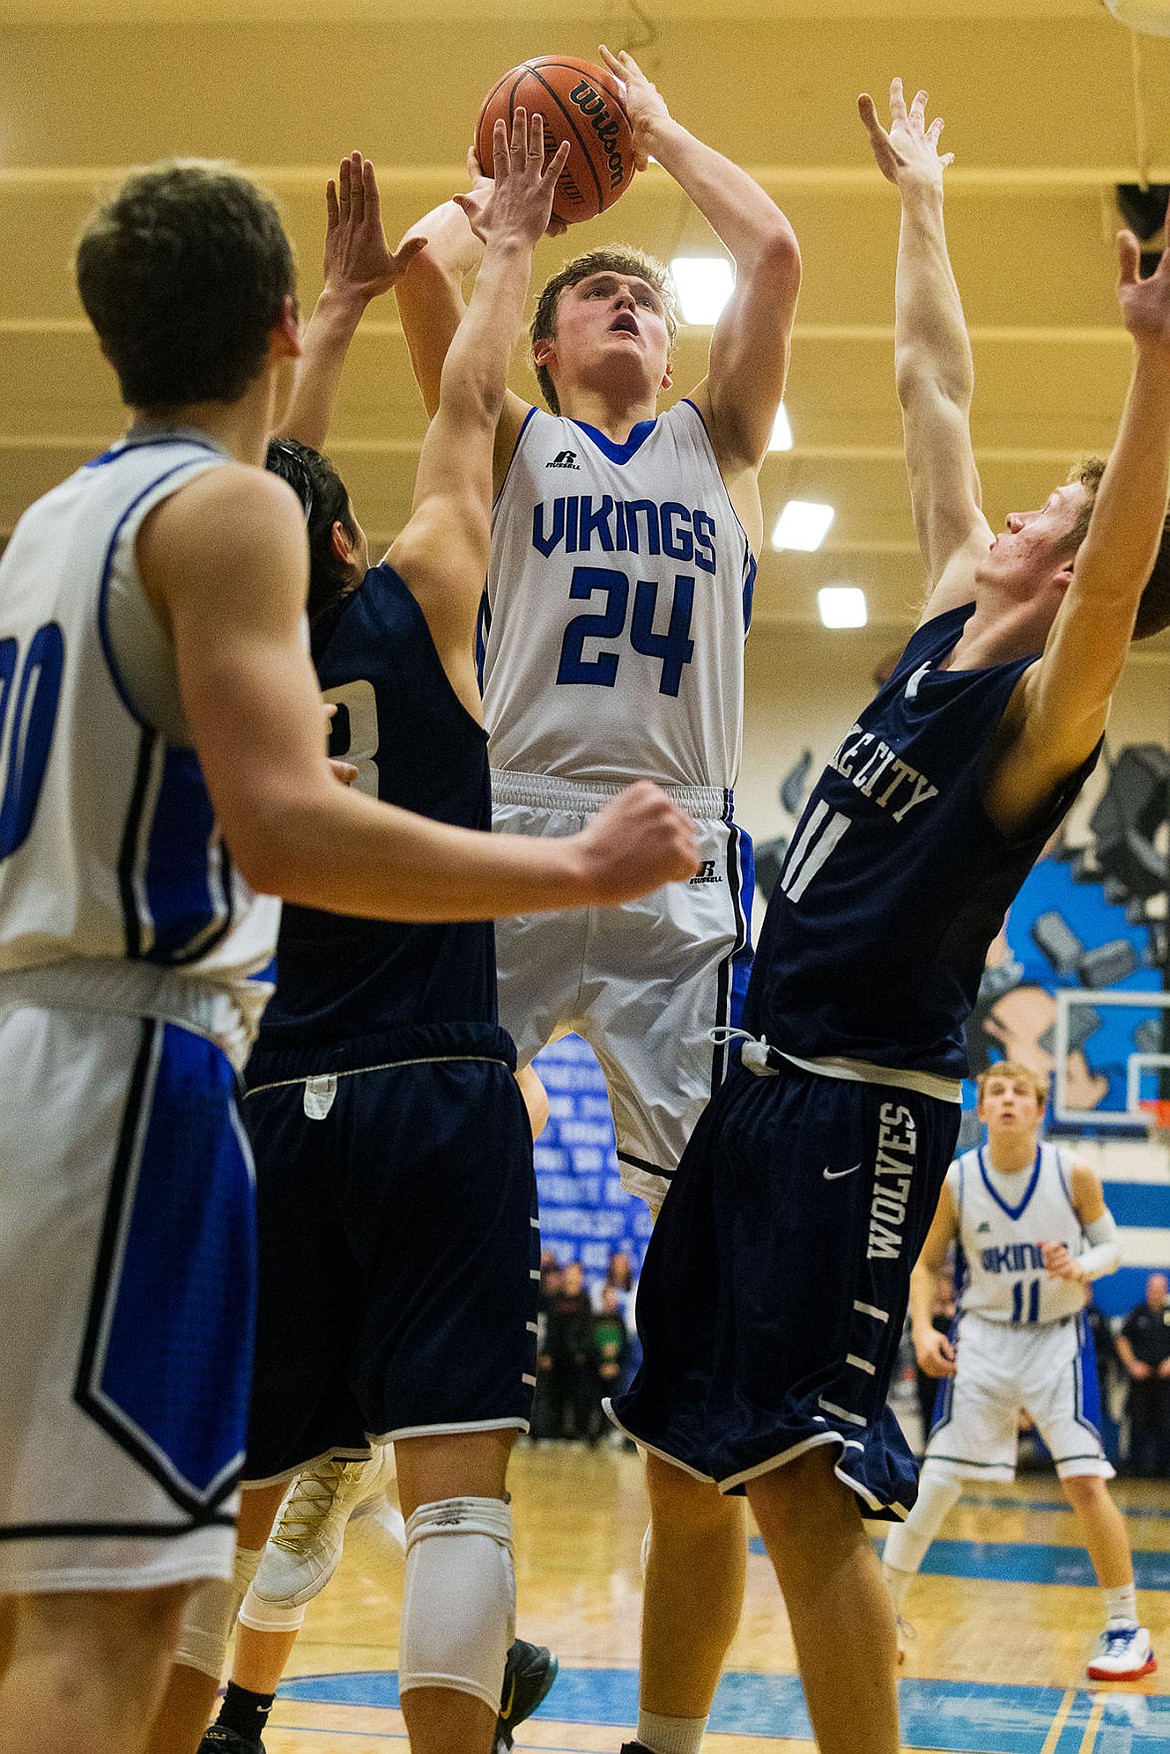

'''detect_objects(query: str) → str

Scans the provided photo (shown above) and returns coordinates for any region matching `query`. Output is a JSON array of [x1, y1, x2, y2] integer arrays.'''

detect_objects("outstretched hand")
[[1117, 225, 1170, 363], [453, 111, 570, 251], [858, 77, 953, 192], [599, 44, 669, 172], [324, 152, 427, 301]]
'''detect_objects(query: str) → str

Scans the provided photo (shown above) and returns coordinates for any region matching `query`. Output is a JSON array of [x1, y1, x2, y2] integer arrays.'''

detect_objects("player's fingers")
[[392, 235, 427, 273], [493, 114, 512, 182], [348, 151, 365, 222], [858, 93, 885, 141], [361, 157, 380, 220], [1117, 228, 1142, 286], [910, 88, 928, 120], [528, 111, 545, 162], [509, 104, 527, 161], [325, 179, 339, 230], [544, 138, 570, 187], [337, 155, 351, 217]]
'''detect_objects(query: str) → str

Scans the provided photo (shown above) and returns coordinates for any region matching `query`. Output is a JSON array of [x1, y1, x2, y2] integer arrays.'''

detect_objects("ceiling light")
[[670, 256, 734, 324], [771, 500, 834, 552], [768, 404, 793, 451], [818, 585, 868, 628]]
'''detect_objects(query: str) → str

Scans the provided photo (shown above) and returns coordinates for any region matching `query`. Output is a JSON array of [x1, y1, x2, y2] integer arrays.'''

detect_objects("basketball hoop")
[[1138, 1097, 1170, 1143], [1102, 0, 1170, 35]]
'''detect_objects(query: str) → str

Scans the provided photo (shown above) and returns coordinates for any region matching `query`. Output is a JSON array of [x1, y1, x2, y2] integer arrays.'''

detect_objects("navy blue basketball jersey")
[[257, 563, 496, 1047], [745, 603, 1099, 1080]]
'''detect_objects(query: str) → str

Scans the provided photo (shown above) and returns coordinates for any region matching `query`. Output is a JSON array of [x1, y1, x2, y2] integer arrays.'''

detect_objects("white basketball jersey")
[[950, 1143, 1089, 1325], [483, 400, 755, 790], [0, 432, 280, 1018]]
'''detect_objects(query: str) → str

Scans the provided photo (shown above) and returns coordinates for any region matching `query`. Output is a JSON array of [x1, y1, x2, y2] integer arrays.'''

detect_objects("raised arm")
[[602, 46, 800, 537], [859, 79, 991, 602], [392, 179, 533, 482], [140, 462, 698, 921], [985, 232, 1170, 836], [277, 153, 425, 452], [386, 114, 568, 705]]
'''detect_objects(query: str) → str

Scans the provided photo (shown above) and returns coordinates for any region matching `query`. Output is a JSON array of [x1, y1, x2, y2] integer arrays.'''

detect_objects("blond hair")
[[976, 1060, 1049, 1108]]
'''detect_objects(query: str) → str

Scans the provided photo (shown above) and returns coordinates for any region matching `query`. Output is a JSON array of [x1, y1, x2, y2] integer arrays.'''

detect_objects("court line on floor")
[[279, 1670, 1170, 1751], [1039, 1690, 1076, 1754], [960, 1492, 1170, 1521], [747, 1534, 1170, 1588]]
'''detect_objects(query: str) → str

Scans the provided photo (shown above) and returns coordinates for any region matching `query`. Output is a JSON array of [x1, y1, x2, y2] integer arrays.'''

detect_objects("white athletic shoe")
[[252, 1447, 395, 1607], [1085, 1623, 1156, 1682], [342, 1493, 407, 1581]]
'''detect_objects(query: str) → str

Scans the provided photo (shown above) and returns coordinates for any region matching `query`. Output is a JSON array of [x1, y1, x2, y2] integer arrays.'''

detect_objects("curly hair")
[[76, 160, 295, 412]]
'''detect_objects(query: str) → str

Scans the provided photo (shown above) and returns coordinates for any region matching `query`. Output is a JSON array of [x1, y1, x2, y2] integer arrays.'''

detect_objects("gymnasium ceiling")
[[2, 0, 1170, 642]]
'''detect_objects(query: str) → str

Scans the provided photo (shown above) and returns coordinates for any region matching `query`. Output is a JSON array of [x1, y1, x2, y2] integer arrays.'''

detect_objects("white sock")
[[637, 1709, 707, 1754], [1103, 1583, 1138, 1627]]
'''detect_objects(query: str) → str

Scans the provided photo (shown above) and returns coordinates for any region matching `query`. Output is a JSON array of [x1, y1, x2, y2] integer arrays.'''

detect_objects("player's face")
[[978, 1073, 1044, 1135], [547, 272, 672, 391], [984, 482, 1090, 593]]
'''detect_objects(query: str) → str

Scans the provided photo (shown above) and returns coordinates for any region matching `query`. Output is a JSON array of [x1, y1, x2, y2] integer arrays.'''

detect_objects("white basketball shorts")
[[925, 1308, 1113, 1481], [491, 772, 753, 1211], [0, 999, 255, 1593]]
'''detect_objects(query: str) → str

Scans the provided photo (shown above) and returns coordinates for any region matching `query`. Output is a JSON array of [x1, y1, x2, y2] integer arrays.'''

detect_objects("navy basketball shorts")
[[0, 1003, 254, 1592], [240, 1022, 540, 1484], [608, 1058, 960, 1519]]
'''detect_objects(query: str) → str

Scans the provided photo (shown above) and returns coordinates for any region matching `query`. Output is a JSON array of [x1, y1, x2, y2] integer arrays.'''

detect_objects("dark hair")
[[530, 245, 678, 414], [1064, 455, 1170, 639], [76, 160, 295, 412], [266, 439, 360, 623]]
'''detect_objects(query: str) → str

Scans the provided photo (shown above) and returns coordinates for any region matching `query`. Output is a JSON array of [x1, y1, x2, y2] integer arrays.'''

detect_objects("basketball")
[[475, 56, 636, 225]]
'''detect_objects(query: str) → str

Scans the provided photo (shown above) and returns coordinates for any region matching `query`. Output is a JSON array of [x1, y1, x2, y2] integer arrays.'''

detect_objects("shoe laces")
[[1101, 1623, 1140, 1650], [271, 1458, 368, 1550]]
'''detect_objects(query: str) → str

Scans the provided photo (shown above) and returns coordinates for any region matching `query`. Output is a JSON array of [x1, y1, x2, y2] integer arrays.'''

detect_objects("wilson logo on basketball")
[[568, 81, 627, 190]]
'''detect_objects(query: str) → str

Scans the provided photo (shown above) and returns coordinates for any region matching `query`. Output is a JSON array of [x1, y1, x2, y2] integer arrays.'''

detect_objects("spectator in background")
[[596, 1286, 634, 1433], [1085, 1297, 1125, 1470], [1117, 1272, 1170, 1477], [547, 1262, 599, 1442], [531, 1252, 564, 1441]]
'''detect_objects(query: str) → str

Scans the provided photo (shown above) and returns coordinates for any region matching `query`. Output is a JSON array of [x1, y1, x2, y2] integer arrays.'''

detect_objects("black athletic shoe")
[[495, 1637, 559, 1748], [196, 1728, 265, 1754]]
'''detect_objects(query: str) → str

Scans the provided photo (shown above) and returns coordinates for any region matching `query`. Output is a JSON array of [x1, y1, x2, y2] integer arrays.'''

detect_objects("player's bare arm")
[[389, 112, 568, 714], [910, 1180, 959, 1377], [277, 152, 426, 453], [393, 176, 535, 484], [859, 79, 991, 603], [601, 45, 800, 542], [984, 233, 1170, 838], [139, 464, 699, 917]]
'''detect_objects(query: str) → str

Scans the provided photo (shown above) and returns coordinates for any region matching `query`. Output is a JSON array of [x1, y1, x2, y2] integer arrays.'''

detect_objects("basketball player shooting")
[[603, 78, 1170, 1754], [393, 55, 799, 1734]]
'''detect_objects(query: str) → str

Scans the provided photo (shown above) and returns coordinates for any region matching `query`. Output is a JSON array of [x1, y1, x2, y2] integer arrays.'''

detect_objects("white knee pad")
[[238, 1586, 308, 1636], [882, 1464, 963, 1576], [173, 1545, 263, 1679], [398, 1497, 515, 1713]]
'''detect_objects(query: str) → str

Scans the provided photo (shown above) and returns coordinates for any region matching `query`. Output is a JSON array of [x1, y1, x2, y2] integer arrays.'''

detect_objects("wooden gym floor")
[[248, 1442, 1170, 1754]]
